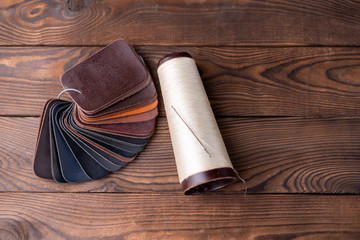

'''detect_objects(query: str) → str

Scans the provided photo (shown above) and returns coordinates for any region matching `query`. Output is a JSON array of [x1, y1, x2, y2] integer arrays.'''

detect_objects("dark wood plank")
[[1, 46, 360, 117], [141, 46, 360, 117], [0, 193, 359, 240], [1, 0, 360, 46], [1, 116, 360, 194], [0, 116, 178, 193], [0, 47, 99, 115]]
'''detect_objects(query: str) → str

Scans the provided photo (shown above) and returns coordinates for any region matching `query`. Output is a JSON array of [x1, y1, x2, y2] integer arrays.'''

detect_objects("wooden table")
[[1, 0, 360, 239]]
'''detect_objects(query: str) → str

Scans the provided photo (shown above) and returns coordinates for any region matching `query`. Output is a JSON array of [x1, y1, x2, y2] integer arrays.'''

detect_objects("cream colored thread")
[[234, 169, 247, 197], [57, 88, 81, 99], [172, 105, 247, 196], [158, 55, 247, 195], [171, 105, 211, 157], [158, 57, 232, 182]]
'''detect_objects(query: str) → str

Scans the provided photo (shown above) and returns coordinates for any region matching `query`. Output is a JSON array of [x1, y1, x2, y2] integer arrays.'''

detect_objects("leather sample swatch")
[[61, 40, 151, 114], [33, 40, 158, 183]]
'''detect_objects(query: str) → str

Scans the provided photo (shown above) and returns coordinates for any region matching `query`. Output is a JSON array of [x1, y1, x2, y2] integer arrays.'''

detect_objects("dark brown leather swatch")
[[33, 99, 57, 179], [34, 40, 158, 183], [73, 107, 156, 137], [74, 104, 158, 124], [61, 40, 151, 114], [81, 80, 157, 119]]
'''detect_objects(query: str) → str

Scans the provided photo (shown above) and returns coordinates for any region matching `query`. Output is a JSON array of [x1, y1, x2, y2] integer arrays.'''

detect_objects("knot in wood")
[[0, 218, 27, 240], [67, 0, 85, 11]]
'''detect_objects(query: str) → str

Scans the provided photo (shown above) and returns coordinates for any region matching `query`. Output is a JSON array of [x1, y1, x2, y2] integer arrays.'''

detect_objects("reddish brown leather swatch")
[[75, 104, 158, 124], [73, 109, 155, 138], [33, 40, 158, 183], [61, 40, 151, 114], [81, 80, 157, 119], [79, 100, 158, 121]]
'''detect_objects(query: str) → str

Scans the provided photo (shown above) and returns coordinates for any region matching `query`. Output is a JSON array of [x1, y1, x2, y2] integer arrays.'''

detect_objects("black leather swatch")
[[33, 40, 157, 183]]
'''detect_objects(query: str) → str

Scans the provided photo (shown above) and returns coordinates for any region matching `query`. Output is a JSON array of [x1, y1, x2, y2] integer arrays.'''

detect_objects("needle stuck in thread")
[[172, 105, 247, 197], [171, 106, 211, 157]]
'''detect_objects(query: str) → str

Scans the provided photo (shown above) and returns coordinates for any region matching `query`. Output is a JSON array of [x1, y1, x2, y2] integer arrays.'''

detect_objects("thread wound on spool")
[[182, 167, 237, 195], [158, 52, 192, 67], [157, 52, 238, 195]]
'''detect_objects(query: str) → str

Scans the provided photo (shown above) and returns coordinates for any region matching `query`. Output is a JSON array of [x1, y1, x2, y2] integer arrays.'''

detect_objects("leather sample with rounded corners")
[[33, 40, 158, 183]]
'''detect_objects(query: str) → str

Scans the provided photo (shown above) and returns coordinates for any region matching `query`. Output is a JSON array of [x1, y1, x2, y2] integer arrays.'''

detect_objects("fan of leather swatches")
[[33, 40, 158, 182]]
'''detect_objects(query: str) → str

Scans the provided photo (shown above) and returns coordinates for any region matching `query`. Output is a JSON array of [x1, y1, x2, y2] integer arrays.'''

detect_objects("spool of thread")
[[157, 52, 237, 194]]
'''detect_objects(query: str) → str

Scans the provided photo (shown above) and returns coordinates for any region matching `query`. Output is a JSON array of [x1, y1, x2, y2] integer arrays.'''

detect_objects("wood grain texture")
[[1, 0, 360, 46], [2, 46, 360, 117], [0, 47, 99, 115], [141, 46, 360, 117], [1, 1, 359, 239], [1, 116, 360, 194], [0, 193, 359, 240], [67, 0, 85, 11]]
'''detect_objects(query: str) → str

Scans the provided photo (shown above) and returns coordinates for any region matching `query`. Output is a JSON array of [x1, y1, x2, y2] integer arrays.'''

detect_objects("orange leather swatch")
[[80, 99, 158, 122]]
